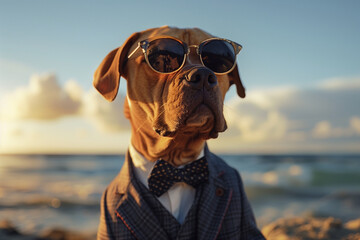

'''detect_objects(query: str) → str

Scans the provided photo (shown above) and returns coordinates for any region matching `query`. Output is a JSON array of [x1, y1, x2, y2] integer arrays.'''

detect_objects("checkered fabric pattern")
[[136, 177, 200, 239], [97, 146, 266, 240], [148, 157, 209, 197]]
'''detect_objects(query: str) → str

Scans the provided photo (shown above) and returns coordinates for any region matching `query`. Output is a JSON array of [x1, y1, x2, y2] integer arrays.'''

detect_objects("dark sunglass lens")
[[201, 40, 236, 73], [147, 39, 185, 73]]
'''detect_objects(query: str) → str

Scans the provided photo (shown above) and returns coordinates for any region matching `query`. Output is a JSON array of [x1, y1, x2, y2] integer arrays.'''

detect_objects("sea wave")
[[1, 154, 359, 234], [0, 197, 99, 210]]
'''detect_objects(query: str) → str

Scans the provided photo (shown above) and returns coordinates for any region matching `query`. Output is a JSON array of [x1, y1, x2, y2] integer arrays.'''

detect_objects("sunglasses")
[[128, 36, 242, 75]]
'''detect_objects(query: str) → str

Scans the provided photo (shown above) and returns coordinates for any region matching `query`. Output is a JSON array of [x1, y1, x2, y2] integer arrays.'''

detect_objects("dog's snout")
[[186, 67, 217, 90]]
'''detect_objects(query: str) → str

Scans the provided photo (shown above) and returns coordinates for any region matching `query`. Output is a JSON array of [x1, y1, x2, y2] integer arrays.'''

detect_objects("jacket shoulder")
[[207, 151, 242, 184]]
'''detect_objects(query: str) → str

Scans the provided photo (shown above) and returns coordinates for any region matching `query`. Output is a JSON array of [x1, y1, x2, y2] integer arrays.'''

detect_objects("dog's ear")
[[93, 32, 140, 102], [228, 64, 246, 98]]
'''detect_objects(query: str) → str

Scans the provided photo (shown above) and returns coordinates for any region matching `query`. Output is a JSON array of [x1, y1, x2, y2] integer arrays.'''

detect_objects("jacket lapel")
[[197, 146, 234, 240], [114, 147, 233, 240], [114, 151, 169, 240]]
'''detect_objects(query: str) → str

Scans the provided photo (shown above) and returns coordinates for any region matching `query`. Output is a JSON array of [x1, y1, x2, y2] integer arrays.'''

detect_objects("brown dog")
[[94, 26, 264, 239], [94, 26, 245, 166]]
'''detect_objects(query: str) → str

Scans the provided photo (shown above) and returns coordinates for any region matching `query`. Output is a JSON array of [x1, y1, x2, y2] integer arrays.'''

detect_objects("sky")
[[0, 0, 360, 154]]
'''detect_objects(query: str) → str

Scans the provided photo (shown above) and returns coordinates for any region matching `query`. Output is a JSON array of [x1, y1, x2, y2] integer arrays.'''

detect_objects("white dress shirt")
[[129, 144, 204, 224]]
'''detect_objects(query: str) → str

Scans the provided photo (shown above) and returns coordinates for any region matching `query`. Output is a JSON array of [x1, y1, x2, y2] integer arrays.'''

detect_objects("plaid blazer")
[[97, 146, 265, 240]]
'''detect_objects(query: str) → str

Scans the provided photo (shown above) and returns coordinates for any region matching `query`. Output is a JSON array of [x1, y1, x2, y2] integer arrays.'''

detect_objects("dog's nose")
[[186, 67, 217, 90]]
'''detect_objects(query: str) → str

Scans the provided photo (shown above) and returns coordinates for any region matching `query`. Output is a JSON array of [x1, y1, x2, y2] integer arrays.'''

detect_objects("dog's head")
[[93, 26, 245, 164]]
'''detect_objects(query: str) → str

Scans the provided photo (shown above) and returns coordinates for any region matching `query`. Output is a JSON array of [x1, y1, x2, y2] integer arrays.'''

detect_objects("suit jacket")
[[97, 146, 265, 240]]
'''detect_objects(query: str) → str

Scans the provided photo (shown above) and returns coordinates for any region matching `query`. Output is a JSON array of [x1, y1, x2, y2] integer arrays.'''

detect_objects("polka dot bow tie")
[[148, 157, 209, 197]]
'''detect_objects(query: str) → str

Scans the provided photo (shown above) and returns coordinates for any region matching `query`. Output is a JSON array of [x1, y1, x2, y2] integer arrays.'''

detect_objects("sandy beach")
[[2, 217, 360, 240], [262, 217, 360, 240]]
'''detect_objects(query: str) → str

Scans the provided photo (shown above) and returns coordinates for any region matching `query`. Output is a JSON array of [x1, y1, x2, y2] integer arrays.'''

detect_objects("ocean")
[[0, 154, 359, 236]]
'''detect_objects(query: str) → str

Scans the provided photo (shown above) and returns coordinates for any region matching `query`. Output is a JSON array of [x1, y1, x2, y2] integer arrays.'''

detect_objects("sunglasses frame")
[[128, 36, 242, 75]]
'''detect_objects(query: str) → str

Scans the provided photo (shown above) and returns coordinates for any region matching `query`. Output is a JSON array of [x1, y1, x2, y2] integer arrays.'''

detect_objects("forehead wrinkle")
[[145, 27, 212, 45], [182, 29, 190, 44]]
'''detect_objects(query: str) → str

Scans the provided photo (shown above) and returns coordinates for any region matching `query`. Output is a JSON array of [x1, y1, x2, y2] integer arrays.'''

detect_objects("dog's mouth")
[[153, 102, 226, 139], [183, 104, 219, 138]]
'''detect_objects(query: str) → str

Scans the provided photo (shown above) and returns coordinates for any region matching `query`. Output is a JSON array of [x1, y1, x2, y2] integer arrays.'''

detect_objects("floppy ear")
[[93, 32, 140, 102], [228, 64, 246, 98]]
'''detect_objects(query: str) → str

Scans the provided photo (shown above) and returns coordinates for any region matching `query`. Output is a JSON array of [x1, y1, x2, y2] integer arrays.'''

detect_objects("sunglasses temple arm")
[[128, 44, 140, 59]]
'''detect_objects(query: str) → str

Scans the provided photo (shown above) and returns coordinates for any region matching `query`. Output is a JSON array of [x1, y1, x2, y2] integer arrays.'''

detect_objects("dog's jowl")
[[94, 26, 265, 240]]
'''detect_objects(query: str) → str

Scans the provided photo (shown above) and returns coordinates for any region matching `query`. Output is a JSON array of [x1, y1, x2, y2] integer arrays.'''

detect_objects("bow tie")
[[148, 157, 209, 197]]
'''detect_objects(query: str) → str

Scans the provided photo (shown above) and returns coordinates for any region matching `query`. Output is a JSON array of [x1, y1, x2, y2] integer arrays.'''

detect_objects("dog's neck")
[[130, 127, 206, 166], [125, 95, 206, 166]]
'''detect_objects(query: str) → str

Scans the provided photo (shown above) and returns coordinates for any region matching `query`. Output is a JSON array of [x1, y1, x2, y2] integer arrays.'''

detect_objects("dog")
[[94, 26, 264, 239]]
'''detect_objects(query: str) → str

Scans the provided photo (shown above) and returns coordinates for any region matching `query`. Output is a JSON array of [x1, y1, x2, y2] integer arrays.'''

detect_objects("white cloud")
[[312, 121, 332, 138], [319, 76, 360, 90], [82, 90, 130, 133], [0, 73, 131, 134], [311, 118, 359, 139], [64, 79, 83, 102], [1, 74, 81, 120], [212, 77, 360, 153], [224, 102, 288, 142], [0, 72, 132, 154]]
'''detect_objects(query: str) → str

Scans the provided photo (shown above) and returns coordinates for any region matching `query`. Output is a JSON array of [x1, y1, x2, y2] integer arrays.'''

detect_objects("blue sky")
[[0, 0, 360, 154]]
